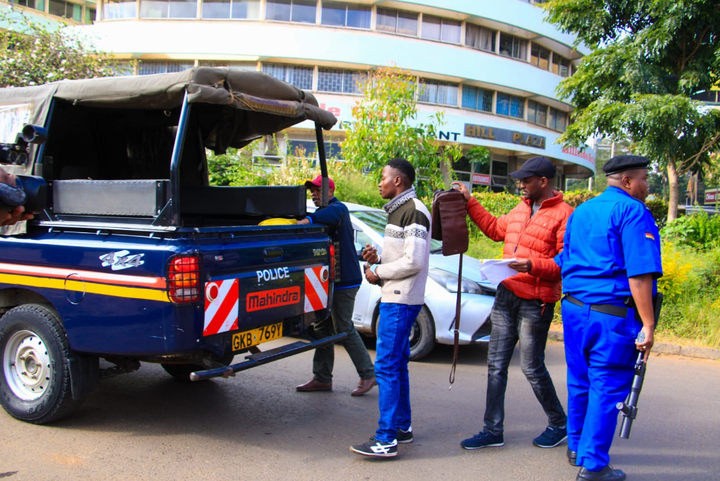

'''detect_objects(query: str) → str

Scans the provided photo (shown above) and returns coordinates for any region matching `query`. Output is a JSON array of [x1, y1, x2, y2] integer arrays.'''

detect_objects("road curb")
[[548, 329, 720, 361]]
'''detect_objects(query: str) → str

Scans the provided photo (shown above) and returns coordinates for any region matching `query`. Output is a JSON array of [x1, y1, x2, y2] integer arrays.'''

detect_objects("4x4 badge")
[[100, 250, 145, 271]]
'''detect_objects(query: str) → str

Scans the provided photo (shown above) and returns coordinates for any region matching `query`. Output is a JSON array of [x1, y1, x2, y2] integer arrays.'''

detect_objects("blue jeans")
[[484, 285, 566, 434], [563, 299, 639, 471], [374, 302, 422, 443]]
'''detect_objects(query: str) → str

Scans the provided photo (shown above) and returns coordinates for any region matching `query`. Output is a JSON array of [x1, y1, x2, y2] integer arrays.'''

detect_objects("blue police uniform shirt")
[[556, 186, 662, 306]]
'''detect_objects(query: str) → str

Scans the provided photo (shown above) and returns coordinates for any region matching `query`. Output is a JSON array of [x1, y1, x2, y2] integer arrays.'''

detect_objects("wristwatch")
[[369, 264, 379, 276]]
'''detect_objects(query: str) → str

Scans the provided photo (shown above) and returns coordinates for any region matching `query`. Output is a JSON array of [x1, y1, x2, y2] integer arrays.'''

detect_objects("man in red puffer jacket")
[[452, 156, 573, 454]]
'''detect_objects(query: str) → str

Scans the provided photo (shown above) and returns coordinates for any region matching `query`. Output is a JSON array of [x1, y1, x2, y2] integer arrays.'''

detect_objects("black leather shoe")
[[576, 466, 626, 481], [567, 449, 577, 466]]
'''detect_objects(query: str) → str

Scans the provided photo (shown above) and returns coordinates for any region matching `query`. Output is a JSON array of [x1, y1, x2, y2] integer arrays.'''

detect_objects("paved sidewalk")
[[548, 328, 720, 361]]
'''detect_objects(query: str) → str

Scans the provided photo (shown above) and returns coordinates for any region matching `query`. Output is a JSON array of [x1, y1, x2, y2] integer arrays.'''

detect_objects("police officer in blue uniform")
[[556, 155, 662, 481]]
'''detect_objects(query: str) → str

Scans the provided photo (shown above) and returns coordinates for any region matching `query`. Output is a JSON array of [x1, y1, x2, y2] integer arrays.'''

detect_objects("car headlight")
[[428, 268, 482, 294]]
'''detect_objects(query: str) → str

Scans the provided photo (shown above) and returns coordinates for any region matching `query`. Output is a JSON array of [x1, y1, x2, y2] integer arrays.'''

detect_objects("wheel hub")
[[4, 330, 52, 401]]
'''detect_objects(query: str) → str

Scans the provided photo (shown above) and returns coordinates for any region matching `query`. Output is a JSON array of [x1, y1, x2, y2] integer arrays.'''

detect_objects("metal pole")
[[315, 123, 329, 207], [170, 93, 191, 226]]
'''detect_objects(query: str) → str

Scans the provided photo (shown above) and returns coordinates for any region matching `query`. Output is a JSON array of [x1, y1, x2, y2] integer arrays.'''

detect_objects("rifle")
[[616, 293, 663, 439]]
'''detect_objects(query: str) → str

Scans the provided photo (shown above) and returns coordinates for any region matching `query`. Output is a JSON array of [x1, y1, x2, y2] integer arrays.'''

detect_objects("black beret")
[[510, 156, 556, 179], [603, 155, 650, 175]]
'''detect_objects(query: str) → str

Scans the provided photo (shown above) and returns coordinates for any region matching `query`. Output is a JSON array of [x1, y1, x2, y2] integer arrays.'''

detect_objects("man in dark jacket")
[[295, 175, 376, 396]]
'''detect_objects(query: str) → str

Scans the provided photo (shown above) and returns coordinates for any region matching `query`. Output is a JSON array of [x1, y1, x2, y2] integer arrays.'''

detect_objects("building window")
[[49, 0, 82, 20], [16, 0, 44, 11], [104, 0, 136, 19], [462, 86, 493, 113], [85, 5, 96, 22], [202, 0, 260, 19], [421, 15, 461, 44], [140, 0, 196, 18], [530, 43, 551, 71], [376, 7, 418, 36], [321, 1, 370, 29], [499, 33, 527, 60], [548, 107, 568, 131], [199, 61, 257, 70], [262, 63, 313, 90], [419, 80, 459, 107], [527, 100, 548, 126], [266, 0, 316, 24], [552, 54, 572, 77], [465, 24, 496, 52], [289, 140, 342, 159], [317, 68, 365, 94], [496, 93, 524, 119], [138, 61, 195, 75]]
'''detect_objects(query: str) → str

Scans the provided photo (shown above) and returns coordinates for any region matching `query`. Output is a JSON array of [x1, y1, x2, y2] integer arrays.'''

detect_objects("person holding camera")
[[556, 155, 662, 481], [0, 167, 33, 226]]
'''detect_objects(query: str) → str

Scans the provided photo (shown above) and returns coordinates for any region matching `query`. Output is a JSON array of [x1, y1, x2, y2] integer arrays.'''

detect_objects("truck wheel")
[[409, 307, 435, 361], [0, 304, 81, 424], [161, 352, 235, 382]]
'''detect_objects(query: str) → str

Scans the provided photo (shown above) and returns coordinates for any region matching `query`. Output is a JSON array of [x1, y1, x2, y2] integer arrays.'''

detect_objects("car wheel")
[[161, 351, 235, 382], [409, 307, 435, 361], [0, 304, 82, 424]]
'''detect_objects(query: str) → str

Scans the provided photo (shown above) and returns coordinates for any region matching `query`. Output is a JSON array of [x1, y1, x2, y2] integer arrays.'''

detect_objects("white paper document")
[[478, 258, 518, 286]]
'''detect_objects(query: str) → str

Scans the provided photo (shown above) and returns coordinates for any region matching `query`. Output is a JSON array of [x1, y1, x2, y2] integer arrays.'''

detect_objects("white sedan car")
[[310, 202, 497, 361]]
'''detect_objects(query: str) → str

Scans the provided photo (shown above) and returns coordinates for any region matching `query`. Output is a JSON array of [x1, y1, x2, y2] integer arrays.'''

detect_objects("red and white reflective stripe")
[[304, 266, 329, 313], [203, 279, 239, 336]]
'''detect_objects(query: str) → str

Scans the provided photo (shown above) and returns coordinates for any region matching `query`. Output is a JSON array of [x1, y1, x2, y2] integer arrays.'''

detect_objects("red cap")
[[304, 175, 335, 190]]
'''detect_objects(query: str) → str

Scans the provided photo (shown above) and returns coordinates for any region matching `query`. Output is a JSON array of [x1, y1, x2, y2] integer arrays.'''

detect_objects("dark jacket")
[[308, 197, 362, 289]]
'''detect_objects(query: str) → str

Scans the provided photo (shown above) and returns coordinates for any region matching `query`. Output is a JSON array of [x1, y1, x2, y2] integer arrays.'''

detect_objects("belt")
[[563, 294, 629, 318]]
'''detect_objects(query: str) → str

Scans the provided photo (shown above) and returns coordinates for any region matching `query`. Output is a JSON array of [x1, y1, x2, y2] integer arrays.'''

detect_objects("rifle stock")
[[616, 293, 663, 439]]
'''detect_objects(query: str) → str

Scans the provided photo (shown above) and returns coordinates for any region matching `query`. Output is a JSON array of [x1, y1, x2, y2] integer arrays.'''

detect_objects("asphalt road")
[[1, 340, 718, 481]]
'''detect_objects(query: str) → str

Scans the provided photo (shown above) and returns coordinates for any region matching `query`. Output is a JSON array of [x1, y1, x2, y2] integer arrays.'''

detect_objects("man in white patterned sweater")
[[350, 158, 431, 458]]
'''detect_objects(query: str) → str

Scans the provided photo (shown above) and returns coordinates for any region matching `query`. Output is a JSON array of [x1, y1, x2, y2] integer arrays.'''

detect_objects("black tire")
[[161, 351, 235, 382], [0, 304, 82, 424], [409, 307, 436, 361]]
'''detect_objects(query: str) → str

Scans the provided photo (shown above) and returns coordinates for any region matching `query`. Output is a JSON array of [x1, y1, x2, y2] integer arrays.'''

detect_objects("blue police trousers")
[[562, 299, 641, 472]]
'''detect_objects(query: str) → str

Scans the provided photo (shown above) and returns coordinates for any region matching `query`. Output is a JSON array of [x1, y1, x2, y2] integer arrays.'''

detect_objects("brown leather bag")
[[431, 189, 469, 255], [431, 189, 469, 385]]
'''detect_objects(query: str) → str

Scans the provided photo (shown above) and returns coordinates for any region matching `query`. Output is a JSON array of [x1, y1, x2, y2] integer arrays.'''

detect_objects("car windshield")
[[352, 210, 443, 251]]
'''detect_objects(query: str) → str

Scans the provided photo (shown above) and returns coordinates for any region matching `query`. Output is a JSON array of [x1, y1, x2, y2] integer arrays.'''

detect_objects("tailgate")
[[197, 227, 332, 339]]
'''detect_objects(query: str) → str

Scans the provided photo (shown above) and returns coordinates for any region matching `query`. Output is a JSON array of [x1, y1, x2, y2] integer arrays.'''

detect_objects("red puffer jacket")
[[467, 191, 573, 303]]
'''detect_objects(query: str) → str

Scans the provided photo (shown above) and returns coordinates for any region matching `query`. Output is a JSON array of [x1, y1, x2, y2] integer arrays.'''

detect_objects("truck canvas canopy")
[[0, 67, 337, 167]]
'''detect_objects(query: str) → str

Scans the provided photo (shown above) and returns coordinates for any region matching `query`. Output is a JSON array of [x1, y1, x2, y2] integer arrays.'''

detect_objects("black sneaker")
[[460, 430, 504, 450], [397, 427, 413, 444], [350, 437, 398, 458], [533, 425, 567, 448]]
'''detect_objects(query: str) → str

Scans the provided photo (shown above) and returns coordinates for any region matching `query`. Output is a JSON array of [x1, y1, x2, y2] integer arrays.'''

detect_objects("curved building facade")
[[9, 0, 597, 189]]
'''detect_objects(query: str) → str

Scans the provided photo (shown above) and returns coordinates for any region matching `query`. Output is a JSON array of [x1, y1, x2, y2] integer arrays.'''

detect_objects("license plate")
[[232, 322, 283, 351]]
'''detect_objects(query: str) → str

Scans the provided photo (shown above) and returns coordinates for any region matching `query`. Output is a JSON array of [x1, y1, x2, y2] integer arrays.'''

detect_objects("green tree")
[[341, 66, 461, 201], [0, 11, 123, 87], [543, 0, 720, 221]]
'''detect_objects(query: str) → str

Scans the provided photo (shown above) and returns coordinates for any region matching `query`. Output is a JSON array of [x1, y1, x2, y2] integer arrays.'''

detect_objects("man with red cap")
[[295, 175, 376, 396]]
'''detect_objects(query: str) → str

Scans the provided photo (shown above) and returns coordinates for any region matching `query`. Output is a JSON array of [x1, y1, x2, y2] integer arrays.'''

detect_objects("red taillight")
[[167, 255, 200, 303], [329, 242, 336, 282]]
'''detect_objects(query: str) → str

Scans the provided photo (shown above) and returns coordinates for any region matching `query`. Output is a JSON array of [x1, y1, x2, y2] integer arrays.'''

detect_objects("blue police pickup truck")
[[0, 68, 341, 424]]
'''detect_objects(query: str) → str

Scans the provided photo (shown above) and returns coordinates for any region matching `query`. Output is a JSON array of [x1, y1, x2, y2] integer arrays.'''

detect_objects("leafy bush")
[[656, 244, 720, 348], [657, 243, 693, 304], [661, 212, 720, 249], [645, 197, 669, 227], [563, 190, 598, 207]]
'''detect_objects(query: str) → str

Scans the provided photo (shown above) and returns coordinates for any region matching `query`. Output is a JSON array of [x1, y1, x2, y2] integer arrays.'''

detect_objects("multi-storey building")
[[5, 0, 597, 190]]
